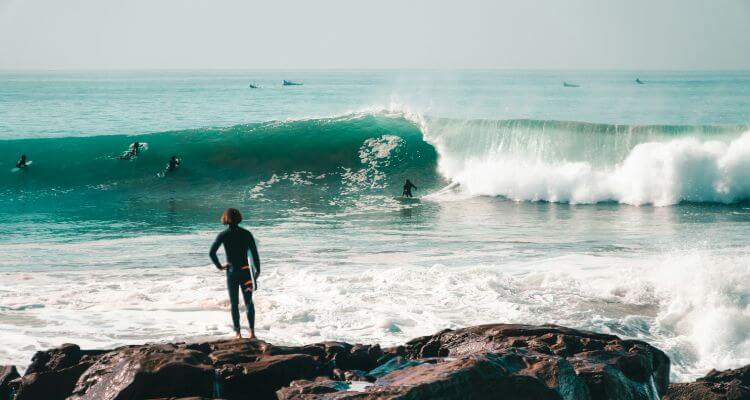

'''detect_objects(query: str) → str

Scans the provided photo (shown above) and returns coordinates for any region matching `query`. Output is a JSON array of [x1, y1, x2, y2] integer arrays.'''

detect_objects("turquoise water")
[[1, 71, 750, 380]]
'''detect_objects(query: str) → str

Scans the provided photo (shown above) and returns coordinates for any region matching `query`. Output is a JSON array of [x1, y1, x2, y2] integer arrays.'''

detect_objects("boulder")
[[216, 353, 323, 400], [665, 365, 750, 400], [13, 344, 104, 400], [0, 366, 20, 399], [68, 344, 214, 400]]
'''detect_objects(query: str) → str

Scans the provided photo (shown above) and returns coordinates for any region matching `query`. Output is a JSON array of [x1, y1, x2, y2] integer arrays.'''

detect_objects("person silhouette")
[[402, 179, 417, 198]]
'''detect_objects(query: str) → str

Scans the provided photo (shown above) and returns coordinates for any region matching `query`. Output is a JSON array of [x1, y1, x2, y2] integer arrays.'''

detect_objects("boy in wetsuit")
[[209, 208, 261, 340], [402, 179, 417, 197]]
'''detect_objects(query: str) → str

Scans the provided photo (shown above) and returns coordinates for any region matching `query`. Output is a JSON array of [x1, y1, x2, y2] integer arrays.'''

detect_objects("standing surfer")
[[16, 154, 28, 169], [209, 208, 261, 340], [402, 179, 417, 198]]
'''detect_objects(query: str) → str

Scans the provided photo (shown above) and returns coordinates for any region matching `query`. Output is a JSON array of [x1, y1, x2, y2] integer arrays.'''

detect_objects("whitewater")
[[1, 70, 749, 381]]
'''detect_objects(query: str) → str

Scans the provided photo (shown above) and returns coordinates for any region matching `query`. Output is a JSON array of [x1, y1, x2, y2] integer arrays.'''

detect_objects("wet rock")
[[5, 323, 676, 400], [665, 365, 750, 400], [404, 324, 669, 398], [277, 377, 354, 398], [216, 353, 323, 400], [13, 343, 104, 400], [0, 366, 20, 399], [68, 344, 214, 400]]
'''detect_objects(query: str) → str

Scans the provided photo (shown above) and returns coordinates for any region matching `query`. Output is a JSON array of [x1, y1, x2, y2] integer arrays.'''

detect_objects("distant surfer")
[[402, 179, 417, 198], [636, 78, 644, 84], [165, 156, 181, 173], [118, 141, 144, 160], [129, 142, 141, 157], [209, 208, 261, 340], [16, 154, 28, 169]]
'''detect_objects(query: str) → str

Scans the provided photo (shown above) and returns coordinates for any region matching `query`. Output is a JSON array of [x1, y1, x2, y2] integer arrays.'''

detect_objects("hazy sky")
[[1, 0, 749, 70]]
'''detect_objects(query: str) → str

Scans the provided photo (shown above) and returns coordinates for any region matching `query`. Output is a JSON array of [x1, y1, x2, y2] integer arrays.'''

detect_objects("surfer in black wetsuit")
[[165, 156, 180, 172], [118, 142, 141, 160], [128, 142, 141, 157], [16, 154, 28, 168], [209, 208, 261, 340], [402, 179, 417, 198]]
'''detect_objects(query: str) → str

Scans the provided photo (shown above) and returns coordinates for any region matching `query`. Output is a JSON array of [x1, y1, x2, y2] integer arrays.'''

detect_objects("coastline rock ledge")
[[0, 323, 742, 400]]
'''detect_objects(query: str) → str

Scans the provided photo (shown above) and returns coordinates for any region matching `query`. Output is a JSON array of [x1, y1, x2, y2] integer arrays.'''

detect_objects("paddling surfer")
[[209, 208, 261, 340]]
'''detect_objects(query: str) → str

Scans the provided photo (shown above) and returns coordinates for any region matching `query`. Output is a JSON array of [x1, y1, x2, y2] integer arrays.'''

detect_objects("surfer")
[[16, 154, 28, 169], [118, 141, 142, 160], [636, 78, 644, 84], [165, 156, 181, 173], [209, 208, 261, 340], [402, 179, 417, 198], [129, 141, 141, 157]]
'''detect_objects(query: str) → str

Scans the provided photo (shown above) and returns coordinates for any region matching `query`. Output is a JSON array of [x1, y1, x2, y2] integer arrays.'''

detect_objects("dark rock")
[[217, 353, 323, 400], [402, 324, 670, 398], [14, 361, 94, 400], [277, 378, 357, 399], [0, 366, 20, 400], [68, 344, 214, 400], [6, 323, 677, 400], [666, 365, 750, 400]]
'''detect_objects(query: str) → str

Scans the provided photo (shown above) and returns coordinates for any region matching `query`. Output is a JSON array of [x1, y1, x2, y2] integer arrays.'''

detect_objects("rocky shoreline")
[[0, 323, 747, 400]]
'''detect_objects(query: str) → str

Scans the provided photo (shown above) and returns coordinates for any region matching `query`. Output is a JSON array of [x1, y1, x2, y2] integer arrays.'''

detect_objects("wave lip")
[[423, 118, 750, 206]]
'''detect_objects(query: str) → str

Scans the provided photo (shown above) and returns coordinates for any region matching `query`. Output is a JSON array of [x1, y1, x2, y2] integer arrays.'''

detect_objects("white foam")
[[428, 131, 750, 206], [2, 245, 748, 381]]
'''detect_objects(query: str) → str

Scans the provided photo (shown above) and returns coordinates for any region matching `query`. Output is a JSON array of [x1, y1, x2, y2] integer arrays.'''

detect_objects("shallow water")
[[1, 70, 749, 380]]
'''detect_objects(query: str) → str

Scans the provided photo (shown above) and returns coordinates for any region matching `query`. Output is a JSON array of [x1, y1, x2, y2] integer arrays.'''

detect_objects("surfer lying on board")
[[209, 208, 261, 340], [403, 179, 417, 197], [16, 154, 28, 169]]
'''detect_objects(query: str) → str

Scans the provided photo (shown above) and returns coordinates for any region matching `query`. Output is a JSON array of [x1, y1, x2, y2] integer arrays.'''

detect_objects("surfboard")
[[11, 160, 32, 172], [394, 196, 421, 204], [239, 264, 258, 293]]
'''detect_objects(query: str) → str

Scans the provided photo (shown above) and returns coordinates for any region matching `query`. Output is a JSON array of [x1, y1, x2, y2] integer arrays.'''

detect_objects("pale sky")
[[1, 0, 749, 70]]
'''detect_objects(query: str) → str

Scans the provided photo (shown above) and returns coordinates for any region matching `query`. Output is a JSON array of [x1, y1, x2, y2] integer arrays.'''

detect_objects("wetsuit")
[[402, 181, 417, 197], [209, 224, 261, 332], [16, 158, 27, 168], [167, 158, 180, 172]]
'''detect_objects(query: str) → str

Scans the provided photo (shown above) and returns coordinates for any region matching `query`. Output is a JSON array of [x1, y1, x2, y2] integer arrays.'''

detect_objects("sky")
[[0, 0, 749, 70]]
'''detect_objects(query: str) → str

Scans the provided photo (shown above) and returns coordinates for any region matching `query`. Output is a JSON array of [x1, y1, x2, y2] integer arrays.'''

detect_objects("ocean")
[[1, 70, 749, 381]]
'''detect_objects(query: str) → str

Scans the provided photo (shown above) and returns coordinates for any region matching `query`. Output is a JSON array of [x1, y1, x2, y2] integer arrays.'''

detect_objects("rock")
[[5, 323, 676, 400], [278, 352, 580, 400], [13, 344, 104, 400], [0, 366, 20, 399], [216, 353, 323, 400], [403, 324, 670, 398], [68, 344, 215, 400], [25, 343, 103, 375], [280, 324, 669, 400], [277, 377, 354, 398], [665, 365, 750, 400]]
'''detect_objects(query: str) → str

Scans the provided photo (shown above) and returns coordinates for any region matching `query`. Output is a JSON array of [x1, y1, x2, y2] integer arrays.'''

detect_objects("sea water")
[[1, 70, 749, 380]]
